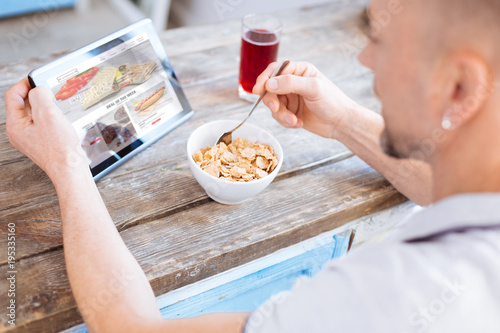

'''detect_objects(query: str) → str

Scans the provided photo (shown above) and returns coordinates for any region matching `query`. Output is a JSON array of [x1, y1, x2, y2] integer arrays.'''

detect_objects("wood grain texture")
[[0, 1, 409, 332], [0, 0, 374, 260], [1, 156, 406, 332]]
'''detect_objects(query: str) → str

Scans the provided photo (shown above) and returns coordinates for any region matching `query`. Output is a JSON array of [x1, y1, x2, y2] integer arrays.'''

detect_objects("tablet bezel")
[[28, 18, 193, 181]]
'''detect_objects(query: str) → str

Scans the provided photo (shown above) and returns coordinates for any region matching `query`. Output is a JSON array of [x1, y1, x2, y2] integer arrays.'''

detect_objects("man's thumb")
[[265, 75, 320, 98]]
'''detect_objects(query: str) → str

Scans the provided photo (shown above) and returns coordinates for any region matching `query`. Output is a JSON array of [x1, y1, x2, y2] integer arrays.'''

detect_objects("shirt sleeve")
[[243, 232, 500, 333]]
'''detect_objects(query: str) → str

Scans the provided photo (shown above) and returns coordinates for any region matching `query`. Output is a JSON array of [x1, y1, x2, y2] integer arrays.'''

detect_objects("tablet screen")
[[29, 20, 193, 180], [49, 32, 184, 168]]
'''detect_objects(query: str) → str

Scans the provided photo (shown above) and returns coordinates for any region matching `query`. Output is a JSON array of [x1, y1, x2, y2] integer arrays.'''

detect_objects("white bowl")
[[187, 120, 283, 205]]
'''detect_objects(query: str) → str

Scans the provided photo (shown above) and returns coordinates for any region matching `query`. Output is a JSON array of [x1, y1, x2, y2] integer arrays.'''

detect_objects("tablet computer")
[[28, 19, 193, 181]]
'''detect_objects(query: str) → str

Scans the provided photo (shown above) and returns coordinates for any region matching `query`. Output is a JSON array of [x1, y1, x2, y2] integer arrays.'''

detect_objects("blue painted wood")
[[62, 229, 354, 332], [159, 229, 353, 318], [66, 326, 87, 333], [333, 231, 352, 258], [0, 0, 76, 18]]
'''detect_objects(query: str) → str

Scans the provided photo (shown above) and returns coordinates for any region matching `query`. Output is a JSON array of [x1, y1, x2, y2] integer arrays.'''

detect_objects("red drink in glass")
[[238, 14, 282, 102], [239, 30, 279, 94]]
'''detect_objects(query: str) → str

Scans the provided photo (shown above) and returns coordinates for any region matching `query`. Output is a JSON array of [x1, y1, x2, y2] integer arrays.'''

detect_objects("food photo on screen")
[[49, 38, 165, 123], [124, 80, 182, 134], [79, 105, 138, 168]]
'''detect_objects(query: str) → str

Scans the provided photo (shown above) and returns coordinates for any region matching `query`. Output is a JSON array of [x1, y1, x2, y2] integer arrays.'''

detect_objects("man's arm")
[[336, 104, 432, 206], [254, 62, 432, 206], [56, 167, 248, 332], [5, 79, 248, 332]]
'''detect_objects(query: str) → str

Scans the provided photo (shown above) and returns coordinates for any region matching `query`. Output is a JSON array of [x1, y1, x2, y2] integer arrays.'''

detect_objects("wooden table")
[[0, 0, 407, 331]]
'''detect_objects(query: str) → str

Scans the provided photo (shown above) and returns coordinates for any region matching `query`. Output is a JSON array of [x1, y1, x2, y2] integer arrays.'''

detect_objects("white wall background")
[[169, 0, 337, 28]]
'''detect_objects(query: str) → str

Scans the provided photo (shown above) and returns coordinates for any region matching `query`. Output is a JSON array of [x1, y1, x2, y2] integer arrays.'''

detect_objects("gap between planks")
[[0, 150, 355, 267]]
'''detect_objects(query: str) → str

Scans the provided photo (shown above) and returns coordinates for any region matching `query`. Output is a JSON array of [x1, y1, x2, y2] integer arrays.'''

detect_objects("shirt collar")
[[392, 193, 500, 242]]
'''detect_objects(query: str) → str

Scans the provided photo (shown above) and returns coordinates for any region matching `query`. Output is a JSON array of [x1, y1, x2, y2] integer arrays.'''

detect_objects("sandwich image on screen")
[[46, 32, 184, 168]]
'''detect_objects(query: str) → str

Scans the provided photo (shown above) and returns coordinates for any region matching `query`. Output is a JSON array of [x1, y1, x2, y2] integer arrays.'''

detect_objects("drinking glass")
[[238, 14, 282, 102]]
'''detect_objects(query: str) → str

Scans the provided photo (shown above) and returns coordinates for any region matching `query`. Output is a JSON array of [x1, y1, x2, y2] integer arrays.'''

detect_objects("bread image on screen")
[[81, 62, 158, 110], [81, 66, 118, 109], [128, 62, 157, 84], [134, 86, 165, 116]]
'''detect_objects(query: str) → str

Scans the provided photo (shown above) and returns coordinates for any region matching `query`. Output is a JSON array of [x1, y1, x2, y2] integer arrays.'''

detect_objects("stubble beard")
[[380, 127, 405, 159]]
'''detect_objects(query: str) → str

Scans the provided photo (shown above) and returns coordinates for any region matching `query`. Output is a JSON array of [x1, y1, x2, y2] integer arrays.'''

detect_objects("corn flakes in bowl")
[[187, 120, 283, 205]]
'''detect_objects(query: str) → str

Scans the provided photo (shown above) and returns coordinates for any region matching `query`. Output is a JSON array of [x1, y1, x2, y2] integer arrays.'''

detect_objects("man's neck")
[[432, 109, 500, 202]]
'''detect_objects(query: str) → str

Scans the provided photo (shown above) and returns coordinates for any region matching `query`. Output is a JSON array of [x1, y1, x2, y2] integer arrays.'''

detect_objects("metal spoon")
[[215, 59, 290, 146]]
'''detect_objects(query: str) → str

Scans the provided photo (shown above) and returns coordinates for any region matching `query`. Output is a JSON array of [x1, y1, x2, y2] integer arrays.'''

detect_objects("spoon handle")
[[235, 59, 290, 131]]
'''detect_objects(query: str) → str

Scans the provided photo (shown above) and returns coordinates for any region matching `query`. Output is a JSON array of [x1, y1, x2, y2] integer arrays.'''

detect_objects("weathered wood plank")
[[0, 103, 362, 261], [0, 65, 371, 203], [0, 0, 376, 261], [0, 155, 407, 332], [0, 57, 374, 212], [0, 4, 373, 215]]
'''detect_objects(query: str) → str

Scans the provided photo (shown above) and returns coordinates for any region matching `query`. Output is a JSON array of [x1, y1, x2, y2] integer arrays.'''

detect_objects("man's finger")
[[253, 61, 314, 94], [253, 62, 279, 94], [277, 95, 303, 128], [272, 102, 301, 128], [28, 86, 59, 123], [265, 75, 321, 99], [262, 93, 280, 112], [5, 78, 31, 123]]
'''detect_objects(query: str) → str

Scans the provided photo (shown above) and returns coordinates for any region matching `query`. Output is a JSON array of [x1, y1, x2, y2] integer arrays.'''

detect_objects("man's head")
[[358, 0, 499, 161]]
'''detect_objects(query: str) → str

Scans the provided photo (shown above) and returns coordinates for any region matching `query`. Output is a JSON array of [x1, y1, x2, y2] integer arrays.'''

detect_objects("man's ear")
[[441, 52, 492, 130]]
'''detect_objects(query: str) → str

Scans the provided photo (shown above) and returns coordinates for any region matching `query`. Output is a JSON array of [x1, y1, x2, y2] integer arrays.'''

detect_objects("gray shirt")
[[244, 194, 500, 333]]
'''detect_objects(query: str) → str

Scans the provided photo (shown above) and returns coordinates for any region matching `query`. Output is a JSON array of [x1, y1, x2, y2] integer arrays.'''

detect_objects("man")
[[5, 0, 500, 331]]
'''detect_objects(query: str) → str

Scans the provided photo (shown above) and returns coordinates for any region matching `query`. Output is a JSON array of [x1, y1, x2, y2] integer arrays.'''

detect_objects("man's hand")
[[5, 78, 87, 181], [253, 61, 359, 140]]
